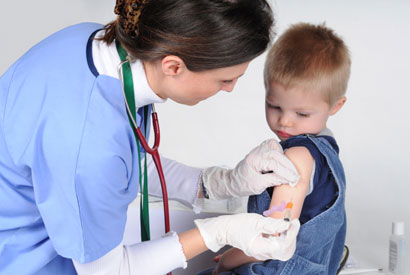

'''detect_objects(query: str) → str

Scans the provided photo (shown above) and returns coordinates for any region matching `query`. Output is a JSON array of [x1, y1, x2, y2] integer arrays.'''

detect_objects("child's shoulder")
[[282, 133, 339, 155], [284, 146, 314, 182]]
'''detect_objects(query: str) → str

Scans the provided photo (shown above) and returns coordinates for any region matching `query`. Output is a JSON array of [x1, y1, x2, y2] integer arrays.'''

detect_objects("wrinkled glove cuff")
[[194, 218, 225, 252], [199, 171, 210, 199]]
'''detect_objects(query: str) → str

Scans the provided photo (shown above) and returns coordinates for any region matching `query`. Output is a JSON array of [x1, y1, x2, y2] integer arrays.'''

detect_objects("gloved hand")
[[202, 139, 300, 199], [194, 213, 300, 261]]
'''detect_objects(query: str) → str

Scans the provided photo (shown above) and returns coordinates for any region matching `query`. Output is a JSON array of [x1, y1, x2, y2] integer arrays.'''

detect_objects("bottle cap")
[[392, 221, 405, 235]]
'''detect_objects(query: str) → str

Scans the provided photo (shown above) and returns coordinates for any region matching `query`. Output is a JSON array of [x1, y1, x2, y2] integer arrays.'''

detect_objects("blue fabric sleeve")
[[28, 75, 140, 263], [2, 23, 140, 262], [71, 76, 141, 262], [0, 23, 147, 275]]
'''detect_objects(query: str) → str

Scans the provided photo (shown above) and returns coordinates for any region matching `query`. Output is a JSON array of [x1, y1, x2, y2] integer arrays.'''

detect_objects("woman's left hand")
[[202, 139, 300, 200]]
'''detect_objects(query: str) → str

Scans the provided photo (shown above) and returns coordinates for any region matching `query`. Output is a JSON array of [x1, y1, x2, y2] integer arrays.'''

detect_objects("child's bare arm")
[[268, 146, 313, 221], [214, 248, 259, 274], [214, 146, 313, 274]]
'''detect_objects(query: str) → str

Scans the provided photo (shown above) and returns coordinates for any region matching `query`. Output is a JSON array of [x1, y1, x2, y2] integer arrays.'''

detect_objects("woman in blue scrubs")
[[0, 0, 300, 274]]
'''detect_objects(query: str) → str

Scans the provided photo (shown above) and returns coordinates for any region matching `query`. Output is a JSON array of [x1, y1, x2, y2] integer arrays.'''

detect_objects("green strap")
[[142, 106, 150, 240], [116, 40, 150, 241]]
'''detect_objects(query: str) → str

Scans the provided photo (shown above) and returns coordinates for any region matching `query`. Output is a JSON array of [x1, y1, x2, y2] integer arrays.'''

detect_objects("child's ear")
[[161, 55, 187, 76], [330, 96, 346, 115]]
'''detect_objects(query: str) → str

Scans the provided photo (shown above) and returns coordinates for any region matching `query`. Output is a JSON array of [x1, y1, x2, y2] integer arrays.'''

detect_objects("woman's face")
[[155, 60, 250, 106]]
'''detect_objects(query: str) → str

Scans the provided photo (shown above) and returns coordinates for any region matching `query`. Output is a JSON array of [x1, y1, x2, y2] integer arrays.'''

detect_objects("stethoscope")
[[116, 42, 171, 235]]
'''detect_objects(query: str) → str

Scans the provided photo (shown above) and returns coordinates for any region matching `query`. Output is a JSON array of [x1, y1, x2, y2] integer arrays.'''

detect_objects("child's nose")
[[279, 113, 292, 127]]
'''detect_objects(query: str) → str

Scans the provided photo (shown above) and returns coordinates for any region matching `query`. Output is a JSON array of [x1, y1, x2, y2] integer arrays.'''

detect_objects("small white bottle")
[[388, 221, 406, 275]]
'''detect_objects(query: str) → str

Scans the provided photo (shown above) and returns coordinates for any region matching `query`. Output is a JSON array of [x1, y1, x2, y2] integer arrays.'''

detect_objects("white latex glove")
[[194, 213, 300, 261], [202, 139, 300, 199]]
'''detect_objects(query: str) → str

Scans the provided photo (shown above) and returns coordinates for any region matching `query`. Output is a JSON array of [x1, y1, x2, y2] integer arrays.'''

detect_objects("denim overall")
[[199, 135, 346, 275]]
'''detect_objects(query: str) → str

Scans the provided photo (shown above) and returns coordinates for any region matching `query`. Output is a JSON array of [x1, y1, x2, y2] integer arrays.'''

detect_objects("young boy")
[[205, 22, 351, 275]]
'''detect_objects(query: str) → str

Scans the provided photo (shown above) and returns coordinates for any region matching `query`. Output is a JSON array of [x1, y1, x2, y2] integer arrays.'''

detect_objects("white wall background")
[[1, 0, 409, 271]]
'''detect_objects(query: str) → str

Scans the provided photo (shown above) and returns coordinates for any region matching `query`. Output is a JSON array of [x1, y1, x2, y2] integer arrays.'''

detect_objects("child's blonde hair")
[[264, 22, 351, 106]]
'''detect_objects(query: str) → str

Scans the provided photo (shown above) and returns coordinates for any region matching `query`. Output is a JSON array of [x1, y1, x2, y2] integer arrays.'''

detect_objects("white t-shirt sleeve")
[[73, 232, 187, 275], [147, 155, 203, 212]]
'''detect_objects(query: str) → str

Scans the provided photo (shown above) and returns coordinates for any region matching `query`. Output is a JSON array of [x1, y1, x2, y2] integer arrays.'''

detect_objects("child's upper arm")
[[214, 147, 314, 272], [268, 146, 314, 220]]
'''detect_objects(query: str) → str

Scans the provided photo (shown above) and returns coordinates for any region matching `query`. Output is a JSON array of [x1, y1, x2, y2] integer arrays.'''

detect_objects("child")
[[204, 22, 351, 275]]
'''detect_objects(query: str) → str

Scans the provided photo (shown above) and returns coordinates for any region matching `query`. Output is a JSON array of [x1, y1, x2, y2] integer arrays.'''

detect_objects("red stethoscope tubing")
[[117, 51, 172, 274], [134, 112, 171, 233], [135, 112, 172, 275]]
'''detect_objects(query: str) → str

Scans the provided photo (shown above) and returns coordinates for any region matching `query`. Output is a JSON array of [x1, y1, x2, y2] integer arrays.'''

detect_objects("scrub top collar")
[[92, 30, 166, 110]]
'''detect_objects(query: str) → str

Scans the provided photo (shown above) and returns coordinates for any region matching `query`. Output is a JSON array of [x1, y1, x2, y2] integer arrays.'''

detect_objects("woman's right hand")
[[194, 213, 300, 261]]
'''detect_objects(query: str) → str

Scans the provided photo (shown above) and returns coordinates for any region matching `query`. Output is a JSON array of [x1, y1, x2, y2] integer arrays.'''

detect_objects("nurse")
[[0, 0, 300, 274]]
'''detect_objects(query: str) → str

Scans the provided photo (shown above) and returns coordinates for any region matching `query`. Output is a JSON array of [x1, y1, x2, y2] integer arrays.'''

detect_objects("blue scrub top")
[[0, 23, 147, 274]]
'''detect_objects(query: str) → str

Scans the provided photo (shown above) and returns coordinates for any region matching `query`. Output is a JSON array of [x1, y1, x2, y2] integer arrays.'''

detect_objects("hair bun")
[[115, 0, 148, 36], [114, 0, 126, 15]]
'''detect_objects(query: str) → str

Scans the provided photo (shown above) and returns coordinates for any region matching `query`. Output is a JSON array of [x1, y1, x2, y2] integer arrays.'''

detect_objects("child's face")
[[265, 81, 338, 141]]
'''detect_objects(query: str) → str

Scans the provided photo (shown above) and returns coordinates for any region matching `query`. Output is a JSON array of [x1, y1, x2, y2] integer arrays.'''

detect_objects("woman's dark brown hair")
[[100, 0, 274, 71]]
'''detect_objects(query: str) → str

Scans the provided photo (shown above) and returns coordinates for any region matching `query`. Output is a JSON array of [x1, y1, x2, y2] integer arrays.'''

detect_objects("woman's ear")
[[160, 55, 187, 76], [330, 96, 347, 115]]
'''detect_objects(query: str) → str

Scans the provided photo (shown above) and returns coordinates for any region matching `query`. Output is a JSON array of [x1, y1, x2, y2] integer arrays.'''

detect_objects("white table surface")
[[124, 197, 408, 275]]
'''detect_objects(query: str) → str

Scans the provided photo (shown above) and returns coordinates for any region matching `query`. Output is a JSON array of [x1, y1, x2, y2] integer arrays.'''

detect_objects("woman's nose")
[[221, 79, 238, 93]]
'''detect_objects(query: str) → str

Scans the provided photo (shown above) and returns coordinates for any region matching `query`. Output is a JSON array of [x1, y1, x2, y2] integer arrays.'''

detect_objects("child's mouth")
[[277, 130, 292, 138]]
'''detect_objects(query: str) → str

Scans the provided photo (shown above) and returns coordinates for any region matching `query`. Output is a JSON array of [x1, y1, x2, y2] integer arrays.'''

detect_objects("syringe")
[[283, 202, 293, 222]]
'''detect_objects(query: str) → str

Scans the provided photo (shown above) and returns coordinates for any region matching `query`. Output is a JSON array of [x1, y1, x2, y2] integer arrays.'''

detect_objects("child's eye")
[[266, 101, 281, 110], [267, 104, 281, 110], [297, 112, 310, 117]]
